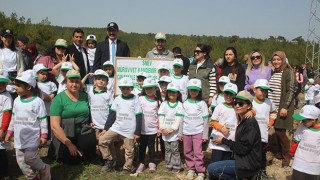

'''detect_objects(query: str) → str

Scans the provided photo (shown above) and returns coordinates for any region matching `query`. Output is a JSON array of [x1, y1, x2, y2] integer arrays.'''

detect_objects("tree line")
[[0, 12, 307, 66]]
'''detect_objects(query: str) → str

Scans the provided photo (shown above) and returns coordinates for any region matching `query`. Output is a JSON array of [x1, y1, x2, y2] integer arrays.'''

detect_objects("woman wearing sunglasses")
[[245, 50, 272, 95], [188, 44, 217, 106], [220, 47, 246, 91], [268, 51, 295, 169], [208, 90, 262, 180]]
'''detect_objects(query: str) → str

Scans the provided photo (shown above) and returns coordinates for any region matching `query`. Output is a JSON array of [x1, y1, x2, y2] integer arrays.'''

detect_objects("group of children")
[[0, 48, 319, 179]]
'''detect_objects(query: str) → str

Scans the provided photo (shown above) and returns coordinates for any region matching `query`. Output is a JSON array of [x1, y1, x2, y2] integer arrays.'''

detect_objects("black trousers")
[[261, 142, 267, 169], [292, 169, 320, 180], [211, 149, 233, 163], [0, 149, 8, 177], [139, 134, 156, 163]]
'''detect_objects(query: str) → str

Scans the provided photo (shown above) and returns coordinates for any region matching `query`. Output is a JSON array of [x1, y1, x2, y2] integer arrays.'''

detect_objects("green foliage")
[[0, 12, 307, 66]]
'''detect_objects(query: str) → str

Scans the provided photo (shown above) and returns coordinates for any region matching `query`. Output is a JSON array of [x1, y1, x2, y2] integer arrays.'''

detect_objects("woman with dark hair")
[[188, 44, 217, 105], [208, 90, 262, 179], [268, 51, 295, 169], [220, 47, 246, 91], [0, 28, 24, 79], [245, 50, 272, 95], [27, 44, 42, 65]]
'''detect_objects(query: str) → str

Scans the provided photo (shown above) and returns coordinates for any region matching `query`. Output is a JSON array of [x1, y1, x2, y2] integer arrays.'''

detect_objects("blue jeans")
[[208, 160, 236, 180]]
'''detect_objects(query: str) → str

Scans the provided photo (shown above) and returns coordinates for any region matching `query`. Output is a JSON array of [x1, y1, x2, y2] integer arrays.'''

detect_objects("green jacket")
[[274, 68, 295, 130]]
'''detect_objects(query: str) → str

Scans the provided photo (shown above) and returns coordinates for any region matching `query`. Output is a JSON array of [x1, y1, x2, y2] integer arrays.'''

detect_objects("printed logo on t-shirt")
[[228, 73, 237, 81]]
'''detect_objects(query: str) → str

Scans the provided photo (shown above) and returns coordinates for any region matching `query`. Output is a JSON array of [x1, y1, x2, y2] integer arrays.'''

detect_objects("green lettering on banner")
[[117, 66, 137, 73], [142, 60, 152, 66]]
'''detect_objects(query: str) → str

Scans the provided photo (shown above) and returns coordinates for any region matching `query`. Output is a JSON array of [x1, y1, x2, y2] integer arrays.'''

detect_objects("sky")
[[0, 0, 312, 40]]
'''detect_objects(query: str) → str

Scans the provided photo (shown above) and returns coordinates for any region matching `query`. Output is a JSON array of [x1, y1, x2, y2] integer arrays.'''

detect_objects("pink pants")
[[183, 133, 205, 172]]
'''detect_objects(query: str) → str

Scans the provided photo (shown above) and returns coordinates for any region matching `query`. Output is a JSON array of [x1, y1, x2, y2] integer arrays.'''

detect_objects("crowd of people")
[[0, 22, 319, 180]]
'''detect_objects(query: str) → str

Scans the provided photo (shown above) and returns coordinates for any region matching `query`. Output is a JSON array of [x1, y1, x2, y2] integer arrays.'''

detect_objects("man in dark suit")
[[67, 28, 89, 79], [93, 22, 130, 71], [172, 47, 190, 75]]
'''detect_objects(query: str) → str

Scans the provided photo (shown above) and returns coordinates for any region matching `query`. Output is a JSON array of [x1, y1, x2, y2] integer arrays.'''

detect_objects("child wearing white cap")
[[182, 79, 209, 179], [290, 105, 320, 179], [132, 72, 148, 96], [158, 63, 170, 78], [5, 70, 50, 179], [99, 77, 142, 175], [0, 69, 13, 179], [158, 82, 184, 172], [304, 78, 317, 105], [252, 79, 277, 177], [86, 34, 97, 75], [209, 83, 238, 163], [211, 76, 230, 112], [103, 61, 115, 95], [136, 78, 162, 173], [158, 75, 172, 101], [171, 59, 188, 102], [53, 60, 80, 94]]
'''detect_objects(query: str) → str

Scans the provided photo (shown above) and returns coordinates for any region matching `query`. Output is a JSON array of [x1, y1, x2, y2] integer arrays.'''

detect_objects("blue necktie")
[[111, 41, 116, 64]]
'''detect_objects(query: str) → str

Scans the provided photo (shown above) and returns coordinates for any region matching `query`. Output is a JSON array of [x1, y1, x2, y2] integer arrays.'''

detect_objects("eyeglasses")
[[233, 101, 245, 107], [250, 56, 261, 60], [194, 50, 204, 54], [56, 46, 66, 50]]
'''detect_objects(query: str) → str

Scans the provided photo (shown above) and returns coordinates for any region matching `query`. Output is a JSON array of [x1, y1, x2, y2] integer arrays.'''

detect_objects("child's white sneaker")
[[136, 163, 145, 173], [40, 164, 51, 180], [195, 172, 205, 180], [186, 169, 195, 180]]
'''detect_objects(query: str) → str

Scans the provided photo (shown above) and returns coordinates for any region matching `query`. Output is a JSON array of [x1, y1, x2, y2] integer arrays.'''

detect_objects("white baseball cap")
[[94, 69, 109, 78], [61, 62, 73, 71], [167, 82, 179, 92], [103, 61, 114, 67], [0, 69, 9, 83], [143, 78, 157, 88], [66, 70, 81, 79], [254, 79, 273, 91], [173, 59, 183, 67], [118, 77, 133, 87], [155, 32, 166, 40], [223, 83, 238, 95], [158, 76, 172, 83], [86, 34, 97, 42], [158, 63, 169, 71], [218, 76, 230, 84], [33, 64, 51, 73], [235, 90, 253, 102], [309, 78, 315, 84], [292, 105, 320, 120], [15, 70, 36, 88], [137, 72, 148, 79], [187, 78, 202, 91]]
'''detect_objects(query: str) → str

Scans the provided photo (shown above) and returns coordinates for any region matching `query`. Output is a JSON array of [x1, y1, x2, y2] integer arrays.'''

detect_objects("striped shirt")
[[268, 72, 283, 109], [209, 67, 217, 96]]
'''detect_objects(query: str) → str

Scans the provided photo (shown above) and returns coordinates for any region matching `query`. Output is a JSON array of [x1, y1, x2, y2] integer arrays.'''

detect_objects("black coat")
[[93, 38, 130, 71], [67, 44, 89, 79], [222, 117, 262, 178]]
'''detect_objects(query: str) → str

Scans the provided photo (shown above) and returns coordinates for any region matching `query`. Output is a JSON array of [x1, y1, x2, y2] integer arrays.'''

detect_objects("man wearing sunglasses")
[[145, 32, 174, 58]]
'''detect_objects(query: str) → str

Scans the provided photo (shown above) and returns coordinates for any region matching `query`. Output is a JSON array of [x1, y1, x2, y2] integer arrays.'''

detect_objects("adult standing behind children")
[[268, 51, 295, 169], [16, 35, 33, 70], [172, 47, 190, 75], [220, 47, 246, 91], [146, 32, 174, 58], [188, 44, 216, 105], [93, 22, 130, 71], [67, 28, 89, 79], [245, 50, 272, 95]]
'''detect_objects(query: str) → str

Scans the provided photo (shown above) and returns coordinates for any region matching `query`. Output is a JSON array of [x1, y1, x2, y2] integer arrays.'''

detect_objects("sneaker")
[[195, 172, 205, 180], [259, 169, 269, 180], [120, 169, 131, 175], [186, 170, 195, 180], [136, 163, 145, 173], [148, 162, 156, 172], [40, 164, 51, 180], [100, 160, 115, 173]]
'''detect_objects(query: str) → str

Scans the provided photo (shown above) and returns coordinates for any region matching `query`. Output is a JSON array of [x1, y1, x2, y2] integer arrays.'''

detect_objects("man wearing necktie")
[[93, 22, 130, 71], [67, 28, 89, 80]]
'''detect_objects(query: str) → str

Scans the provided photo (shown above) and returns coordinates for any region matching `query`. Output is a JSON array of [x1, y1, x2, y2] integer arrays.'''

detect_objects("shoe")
[[100, 160, 115, 173], [186, 170, 195, 180], [136, 163, 145, 173], [166, 167, 173, 171], [120, 169, 131, 175], [195, 172, 205, 180], [148, 162, 156, 172], [259, 169, 269, 180], [40, 164, 51, 180]]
